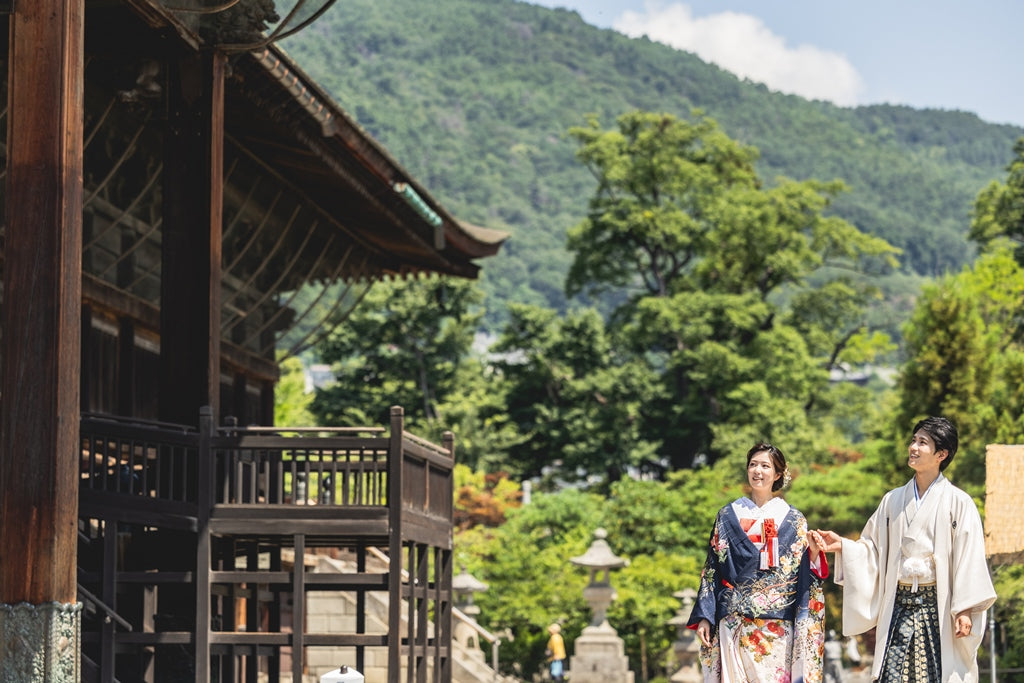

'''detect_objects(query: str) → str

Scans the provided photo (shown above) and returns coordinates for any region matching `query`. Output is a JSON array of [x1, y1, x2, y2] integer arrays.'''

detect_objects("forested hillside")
[[281, 0, 1024, 323]]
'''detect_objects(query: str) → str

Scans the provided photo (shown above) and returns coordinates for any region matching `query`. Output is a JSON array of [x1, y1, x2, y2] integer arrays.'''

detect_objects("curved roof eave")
[[248, 45, 509, 268]]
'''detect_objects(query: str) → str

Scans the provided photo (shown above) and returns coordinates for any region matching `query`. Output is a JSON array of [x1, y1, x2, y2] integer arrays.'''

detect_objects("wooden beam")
[[0, 0, 84, 605]]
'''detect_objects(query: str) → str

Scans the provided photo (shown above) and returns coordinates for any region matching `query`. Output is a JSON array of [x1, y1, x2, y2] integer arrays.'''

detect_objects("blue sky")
[[529, 0, 1024, 127]]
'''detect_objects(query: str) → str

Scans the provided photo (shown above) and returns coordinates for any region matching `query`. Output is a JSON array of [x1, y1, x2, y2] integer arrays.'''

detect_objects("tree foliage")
[[311, 276, 482, 424], [970, 137, 1024, 257], [992, 565, 1024, 672], [309, 276, 517, 468], [274, 355, 316, 426], [492, 303, 660, 483], [453, 464, 522, 530]]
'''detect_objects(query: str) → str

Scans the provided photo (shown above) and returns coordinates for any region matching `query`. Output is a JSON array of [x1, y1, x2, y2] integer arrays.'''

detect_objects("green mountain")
[[280, 0, 1024, 324]]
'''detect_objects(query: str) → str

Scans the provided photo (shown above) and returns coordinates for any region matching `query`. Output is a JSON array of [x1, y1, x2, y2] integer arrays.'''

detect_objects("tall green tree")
[[492, 303, 660, 483], [896, 247, 1024, 490], [566, 111, 899, 468]]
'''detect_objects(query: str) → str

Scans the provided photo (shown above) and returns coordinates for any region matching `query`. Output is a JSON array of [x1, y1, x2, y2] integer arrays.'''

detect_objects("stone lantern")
[[453, 566, 487, 618], [567, 529, 634, 683], [452, 566, 488, 663], [667, 588, 702, 682]]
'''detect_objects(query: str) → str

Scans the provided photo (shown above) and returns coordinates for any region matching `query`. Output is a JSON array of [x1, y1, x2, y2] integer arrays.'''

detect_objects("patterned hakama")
[[878, 584, 941, 683]]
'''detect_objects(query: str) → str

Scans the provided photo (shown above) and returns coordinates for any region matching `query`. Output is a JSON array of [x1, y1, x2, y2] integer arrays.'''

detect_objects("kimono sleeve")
[[837, 498, 889, 636], [948, 491, 996, 623], [687, 508, 725, 629]]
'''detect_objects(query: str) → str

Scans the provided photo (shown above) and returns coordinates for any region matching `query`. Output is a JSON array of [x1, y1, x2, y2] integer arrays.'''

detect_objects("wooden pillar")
[[157, 51, 224, 683], [0, 0, 85, 680], [159, 50, 224, 428]]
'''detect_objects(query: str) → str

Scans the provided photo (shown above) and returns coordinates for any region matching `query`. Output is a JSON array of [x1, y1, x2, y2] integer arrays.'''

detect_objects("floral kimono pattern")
[[688, 497, 827, 683]]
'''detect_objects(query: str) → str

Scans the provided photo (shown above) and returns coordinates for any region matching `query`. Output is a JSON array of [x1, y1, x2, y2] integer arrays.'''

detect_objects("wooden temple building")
[[0, 1, 505, 681]]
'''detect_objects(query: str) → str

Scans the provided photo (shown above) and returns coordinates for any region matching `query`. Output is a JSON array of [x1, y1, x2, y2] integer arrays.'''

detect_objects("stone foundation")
[[0, 601, 82, 683], [568, 624, 634, 683]]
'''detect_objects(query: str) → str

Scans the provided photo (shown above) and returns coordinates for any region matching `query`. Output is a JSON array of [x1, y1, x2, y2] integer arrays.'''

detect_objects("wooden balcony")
[[77, 406, 454, 683]]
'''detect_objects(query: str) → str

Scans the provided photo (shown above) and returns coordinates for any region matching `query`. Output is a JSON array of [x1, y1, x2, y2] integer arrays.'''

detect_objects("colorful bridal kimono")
[[835, 474, 996, 682], [688, 497, 827, 683]]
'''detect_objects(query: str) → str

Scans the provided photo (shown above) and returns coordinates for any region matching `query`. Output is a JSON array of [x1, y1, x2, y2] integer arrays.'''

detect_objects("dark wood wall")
[[81, 308, 273, 427]]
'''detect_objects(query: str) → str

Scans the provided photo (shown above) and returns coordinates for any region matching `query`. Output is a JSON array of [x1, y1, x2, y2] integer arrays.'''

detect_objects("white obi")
[[897, 544, 937, 589]]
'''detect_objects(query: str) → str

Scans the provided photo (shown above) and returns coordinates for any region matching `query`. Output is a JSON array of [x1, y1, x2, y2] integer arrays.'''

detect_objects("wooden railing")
[[210, 424, 389, 506], [80, 414, 200, 504], [79, 406, 455, 531], [79, 406, 456, 683]]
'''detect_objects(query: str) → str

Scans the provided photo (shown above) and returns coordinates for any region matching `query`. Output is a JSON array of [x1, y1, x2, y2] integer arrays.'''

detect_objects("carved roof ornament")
[[201, 0, 280, 45], [160, 0, 339, 51]]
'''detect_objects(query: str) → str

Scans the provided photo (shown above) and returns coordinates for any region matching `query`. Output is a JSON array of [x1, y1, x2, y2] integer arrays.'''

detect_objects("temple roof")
[[231, 45, 507, 279], [66, 0, 507, 366]]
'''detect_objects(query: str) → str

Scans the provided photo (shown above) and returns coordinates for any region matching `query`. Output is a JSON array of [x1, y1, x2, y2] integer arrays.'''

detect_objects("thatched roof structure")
[[984, 444, 1024, 565]]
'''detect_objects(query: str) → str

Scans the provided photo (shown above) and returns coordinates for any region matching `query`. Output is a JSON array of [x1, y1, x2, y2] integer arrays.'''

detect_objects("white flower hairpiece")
[[781, 467, 793, 490]]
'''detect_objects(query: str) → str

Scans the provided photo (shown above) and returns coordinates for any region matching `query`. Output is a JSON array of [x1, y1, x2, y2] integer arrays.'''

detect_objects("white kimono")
[[834, 474, 996, 683]]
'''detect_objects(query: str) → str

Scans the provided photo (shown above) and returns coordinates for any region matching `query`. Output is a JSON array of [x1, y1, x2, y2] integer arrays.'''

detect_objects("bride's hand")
[[807, 530, 822, 561], [696, 619, 713, 648]]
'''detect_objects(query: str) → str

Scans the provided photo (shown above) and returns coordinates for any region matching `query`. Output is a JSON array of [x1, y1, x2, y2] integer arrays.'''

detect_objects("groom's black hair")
[[913, 416, 958, 471]]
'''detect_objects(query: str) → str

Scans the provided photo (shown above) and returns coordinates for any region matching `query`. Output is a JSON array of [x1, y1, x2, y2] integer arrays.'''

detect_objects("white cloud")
[[613, 3, 865, 106]]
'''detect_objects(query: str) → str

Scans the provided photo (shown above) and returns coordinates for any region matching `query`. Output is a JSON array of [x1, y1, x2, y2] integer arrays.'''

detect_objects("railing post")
[[292, 533, 306, 682], [388, 406, 404, 683], [195, 406, 214, 682], [441, 430, 455, 683]]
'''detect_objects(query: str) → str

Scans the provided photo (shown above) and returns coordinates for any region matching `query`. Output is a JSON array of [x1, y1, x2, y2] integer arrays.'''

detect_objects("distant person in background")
[[818, 416, 996, 683], [688, 442, 829, 682], [845, 635, 862, 669], [546, 623, 566, 682], [824, 630, 844, 683], [843, 634, 860, 667]]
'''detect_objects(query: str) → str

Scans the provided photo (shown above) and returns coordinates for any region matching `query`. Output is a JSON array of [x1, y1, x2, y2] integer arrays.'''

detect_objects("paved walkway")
[[838, 667, 872, 683]]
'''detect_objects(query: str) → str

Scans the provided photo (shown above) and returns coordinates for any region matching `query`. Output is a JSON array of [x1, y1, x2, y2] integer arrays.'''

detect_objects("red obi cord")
[[760, 518, 779, 569]]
